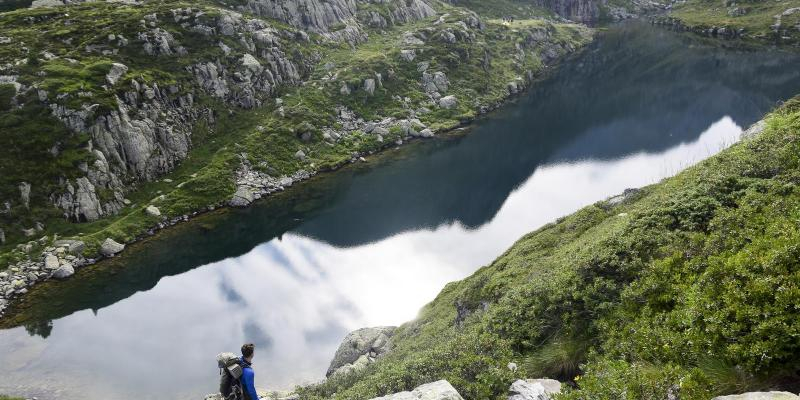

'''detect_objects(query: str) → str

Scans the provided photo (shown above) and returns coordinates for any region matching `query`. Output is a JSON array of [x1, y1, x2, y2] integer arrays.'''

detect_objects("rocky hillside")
[[653, 0, 800, 44], [0, 0, 597, 315], [293, 97, 800, 399]]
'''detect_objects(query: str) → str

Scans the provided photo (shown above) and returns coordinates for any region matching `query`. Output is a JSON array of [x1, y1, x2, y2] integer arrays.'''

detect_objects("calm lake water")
[[2, 21, 800, 400]]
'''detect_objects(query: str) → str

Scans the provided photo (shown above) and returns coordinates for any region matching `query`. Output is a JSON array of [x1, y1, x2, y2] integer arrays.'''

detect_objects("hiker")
[[217, 343, 259, 400], [240, 343, 259, 400]]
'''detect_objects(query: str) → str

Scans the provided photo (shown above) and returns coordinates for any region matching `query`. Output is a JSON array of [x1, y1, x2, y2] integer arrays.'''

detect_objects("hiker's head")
[[241, 343, 255, 361]]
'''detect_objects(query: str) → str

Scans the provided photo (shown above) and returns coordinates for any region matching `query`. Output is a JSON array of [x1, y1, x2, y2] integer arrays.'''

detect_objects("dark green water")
[[1, 21, 800, 400]]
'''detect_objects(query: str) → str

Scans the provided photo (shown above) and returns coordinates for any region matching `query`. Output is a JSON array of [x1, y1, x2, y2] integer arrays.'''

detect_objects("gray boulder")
[[439, 95, 457, 109], [364, 78, 376, 96], [53, 239, 86, 254], [241, 54, 262, 72], [742, 119, 766, 139], [106, 63, 129, 85], [229, 186, 256, 207], [145, 205, 162, 217], [508, 379, 561, 400], [0, 228, 4, 244], [327, 326, 395, 377], [101, 238, 125, 257], [44, 254, 60, 270], [606, 188, 641, 206], [53, 262, 75, 279], [371, 380, 464, 400], [400, 49, 416, 62], [712, 393, 800, 400], [19, 182, 31, 209]]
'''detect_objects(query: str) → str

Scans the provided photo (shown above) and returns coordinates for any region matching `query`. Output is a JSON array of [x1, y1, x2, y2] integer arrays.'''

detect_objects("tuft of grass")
[[522, 337, 589, 381]]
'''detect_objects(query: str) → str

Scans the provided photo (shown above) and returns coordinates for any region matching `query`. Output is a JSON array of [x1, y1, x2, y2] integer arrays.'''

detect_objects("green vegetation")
[[668, 0, 800, 44], [0, 0, 590, 277], [297, 99, 800, 399]]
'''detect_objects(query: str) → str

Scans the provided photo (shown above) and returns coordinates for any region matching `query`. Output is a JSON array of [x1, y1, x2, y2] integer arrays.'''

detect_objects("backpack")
[[217, 352, 244, 400]]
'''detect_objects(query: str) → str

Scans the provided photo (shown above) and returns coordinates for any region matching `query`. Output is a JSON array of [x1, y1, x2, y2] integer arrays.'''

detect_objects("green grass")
[[296, 98, 800, 399], [668, 0, 800, 44]]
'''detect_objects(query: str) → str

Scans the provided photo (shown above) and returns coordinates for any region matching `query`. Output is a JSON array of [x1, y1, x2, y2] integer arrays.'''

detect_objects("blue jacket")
[[240, 357, 258, 400]]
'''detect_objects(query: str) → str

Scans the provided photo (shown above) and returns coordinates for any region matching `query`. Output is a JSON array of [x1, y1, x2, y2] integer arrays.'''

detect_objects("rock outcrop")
[[239, 0, 437, 34], [508, 379, 561, 400], [240, 0, 357, 33], [100, 238, 125, 257], [371, 380, 464, 400], [327, 326, 396, 377], [712, 393, 800, 400]]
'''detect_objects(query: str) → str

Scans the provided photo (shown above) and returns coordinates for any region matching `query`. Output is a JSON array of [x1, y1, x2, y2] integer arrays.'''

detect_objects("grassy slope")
[[668, 0, 800, 44], [0, 1, 591, 266], [297, 99, 800, 399]]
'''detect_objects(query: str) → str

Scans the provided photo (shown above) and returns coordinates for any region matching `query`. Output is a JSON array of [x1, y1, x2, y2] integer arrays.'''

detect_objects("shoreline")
[[0, 36, 591, 322]]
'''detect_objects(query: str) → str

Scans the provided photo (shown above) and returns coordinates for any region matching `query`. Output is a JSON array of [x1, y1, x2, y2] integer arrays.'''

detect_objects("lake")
[[1, 21, 800, 400]]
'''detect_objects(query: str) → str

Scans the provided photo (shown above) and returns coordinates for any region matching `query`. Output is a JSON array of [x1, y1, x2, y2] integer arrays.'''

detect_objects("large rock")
[[712, 393, 800, 400], [742, 119, 766, 139], [372, 380, 464, 400], [145, 205, 162, 217], [229, 186, 256, 207], [326, 326, 395, 377], [52, 176, 106, 222], [364, 78, 376, 96], [241, 0, 358, 33], [100, 238, 125, 257], [44, 254, 60, 270], [241, 54, 262, 72], [19, 182, 31, 209], [439, 95, 457, 109], [508, 379, 561, 400], [53, 262, 75, 279], [53, 239, 86, 254], [106, 63, 129, 85]]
